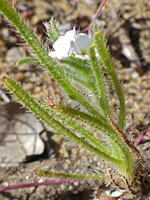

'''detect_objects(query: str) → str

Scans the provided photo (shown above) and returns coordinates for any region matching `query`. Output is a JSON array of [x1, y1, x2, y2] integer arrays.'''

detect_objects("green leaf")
[[0, 0, 104, 120], [94, 30, 125, 130], [40, 101, 112, 156], [55, 105, 134, 179], [3, 77, 123, 169], [88, 44, 111, 116], [44, 18, 60, 42], [0, 0, 135, 181], [35, 170, 107, 180], [61, 57, 92, 79], [16, 58, 40, 65]]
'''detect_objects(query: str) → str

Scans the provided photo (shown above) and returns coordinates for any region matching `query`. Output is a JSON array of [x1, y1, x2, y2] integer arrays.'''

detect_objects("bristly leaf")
[[35, 170, 107, 180], [55, 104, 134, 179], [0, 0, 136, 182], [45, 18, 60, 42], [60, 57, 95, 90], [88, 44, 111, 116], [40, 101, 112, 155], [94, 30, 125, 130], [0, 0, 104, 119], [3, 77, 126, 169], [61, 57, 92, 79], [16, 58, 40, 65]]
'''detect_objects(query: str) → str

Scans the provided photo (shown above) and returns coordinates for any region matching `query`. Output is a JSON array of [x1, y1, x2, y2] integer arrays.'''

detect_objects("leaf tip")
[[2, 76, 8, 83]]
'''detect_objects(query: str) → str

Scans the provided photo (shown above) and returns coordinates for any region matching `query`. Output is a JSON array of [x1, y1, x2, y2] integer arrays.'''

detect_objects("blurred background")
[[0, 0, 150, 199]]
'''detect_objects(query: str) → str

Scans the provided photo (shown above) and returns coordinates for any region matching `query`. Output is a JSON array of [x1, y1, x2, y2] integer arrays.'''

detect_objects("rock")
[[5, 47, 25, 63], [0, 102, 45, 166]]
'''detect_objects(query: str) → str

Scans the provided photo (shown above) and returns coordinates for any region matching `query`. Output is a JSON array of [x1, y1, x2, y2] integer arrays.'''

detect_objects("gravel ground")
[[0, 0, 150, 199]]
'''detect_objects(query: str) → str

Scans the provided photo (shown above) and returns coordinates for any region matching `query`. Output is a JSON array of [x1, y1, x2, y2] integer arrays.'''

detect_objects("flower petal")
[[75, 33, 92, 51], [49, 28, 91, 59]]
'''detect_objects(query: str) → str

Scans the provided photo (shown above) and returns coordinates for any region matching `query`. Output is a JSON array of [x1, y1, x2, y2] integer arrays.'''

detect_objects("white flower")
[[49, 28, 92, 59]]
